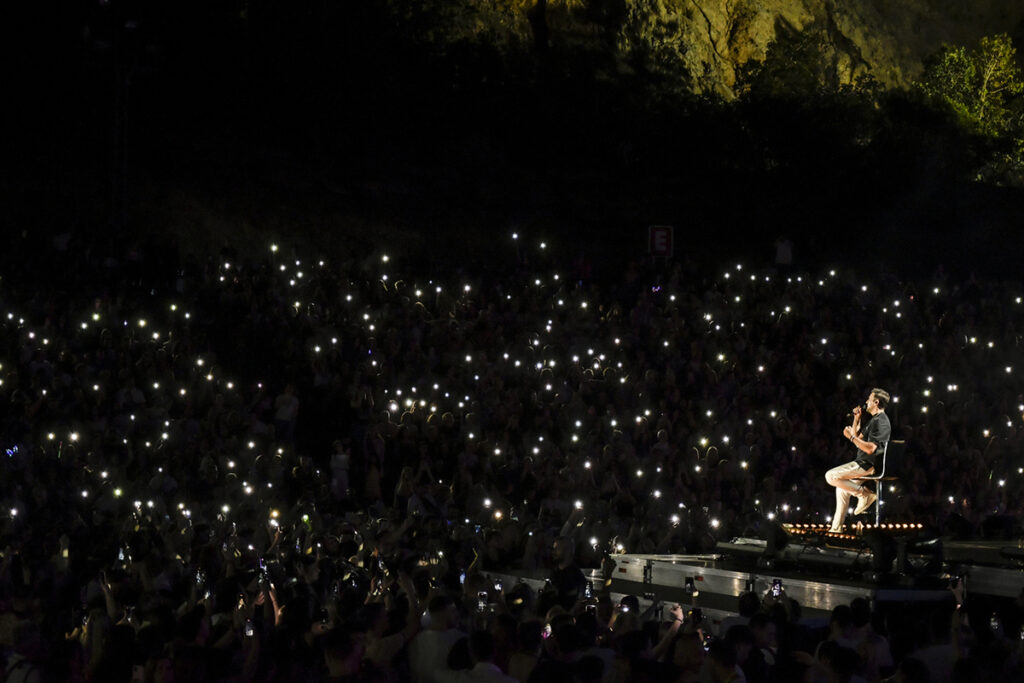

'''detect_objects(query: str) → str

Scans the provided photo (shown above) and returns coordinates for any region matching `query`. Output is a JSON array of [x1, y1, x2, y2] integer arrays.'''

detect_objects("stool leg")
[[875, 481, 881, 527]]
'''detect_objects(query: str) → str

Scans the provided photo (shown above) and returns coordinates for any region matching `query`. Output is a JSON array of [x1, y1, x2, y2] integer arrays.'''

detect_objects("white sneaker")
[[828, 524, 842, 534], [854, 491, 877, 516]]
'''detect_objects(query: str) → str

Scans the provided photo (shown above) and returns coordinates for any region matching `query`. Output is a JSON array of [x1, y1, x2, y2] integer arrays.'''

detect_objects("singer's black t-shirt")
[[855, 412, 891, 470]]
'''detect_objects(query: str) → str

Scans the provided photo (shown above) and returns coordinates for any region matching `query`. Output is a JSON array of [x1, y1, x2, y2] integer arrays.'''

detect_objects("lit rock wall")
[[669, 0, 1024, 97]]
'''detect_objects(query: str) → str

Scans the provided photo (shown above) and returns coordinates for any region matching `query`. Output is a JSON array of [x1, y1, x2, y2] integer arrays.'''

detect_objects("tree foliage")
[[736, 23, 834, 100], [918, 33, 1024, 137]]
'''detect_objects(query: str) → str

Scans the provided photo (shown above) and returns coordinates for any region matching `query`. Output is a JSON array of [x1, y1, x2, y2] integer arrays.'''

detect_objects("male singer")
[[826, 388, 891, 532]]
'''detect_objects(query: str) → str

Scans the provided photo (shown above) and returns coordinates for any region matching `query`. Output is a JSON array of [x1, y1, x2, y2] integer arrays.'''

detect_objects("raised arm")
[[843, 406, 878, 455]]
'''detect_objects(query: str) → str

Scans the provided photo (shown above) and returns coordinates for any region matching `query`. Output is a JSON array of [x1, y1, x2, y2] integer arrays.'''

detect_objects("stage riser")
[[952, 565, 1024, 599], [761, 528, 1024, 599], [486, 536, 1024, 635], [612, 554, 871, 618]]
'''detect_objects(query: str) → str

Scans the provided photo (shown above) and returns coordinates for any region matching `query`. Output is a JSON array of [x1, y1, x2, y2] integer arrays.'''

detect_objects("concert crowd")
[[1, 231, 1023, 682]]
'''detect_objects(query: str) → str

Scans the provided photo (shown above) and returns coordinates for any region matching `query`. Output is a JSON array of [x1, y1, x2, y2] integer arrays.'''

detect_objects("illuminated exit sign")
[[648, 225, 674, 257]]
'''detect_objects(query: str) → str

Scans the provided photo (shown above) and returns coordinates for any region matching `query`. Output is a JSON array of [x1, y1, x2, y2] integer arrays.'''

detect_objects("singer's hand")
[[843, 426, 854, 440], [852, 406, 862, 417]]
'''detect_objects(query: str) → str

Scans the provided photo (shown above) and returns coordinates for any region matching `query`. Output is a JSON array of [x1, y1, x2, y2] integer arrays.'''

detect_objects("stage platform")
[[491, 521, 1024, 636], [607, 522, 1024, 627]]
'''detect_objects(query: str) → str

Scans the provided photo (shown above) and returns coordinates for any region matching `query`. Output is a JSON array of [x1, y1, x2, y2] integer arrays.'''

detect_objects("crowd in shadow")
[[1, 232, 1023, 681]]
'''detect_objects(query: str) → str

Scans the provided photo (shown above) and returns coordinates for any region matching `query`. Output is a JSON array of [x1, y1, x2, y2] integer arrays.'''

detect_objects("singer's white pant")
[[825, 460, 873, 528]]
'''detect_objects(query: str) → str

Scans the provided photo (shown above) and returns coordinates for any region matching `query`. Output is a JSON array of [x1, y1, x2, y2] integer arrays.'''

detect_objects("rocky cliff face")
[[659, 0, 1024, 97]]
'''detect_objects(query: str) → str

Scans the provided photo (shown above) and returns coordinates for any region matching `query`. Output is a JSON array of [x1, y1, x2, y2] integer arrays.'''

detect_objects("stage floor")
[[489, 524, 1024, 634]]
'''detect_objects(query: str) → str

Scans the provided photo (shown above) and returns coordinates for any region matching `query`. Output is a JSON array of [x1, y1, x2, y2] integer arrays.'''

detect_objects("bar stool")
[[855, 440, 904, 526]]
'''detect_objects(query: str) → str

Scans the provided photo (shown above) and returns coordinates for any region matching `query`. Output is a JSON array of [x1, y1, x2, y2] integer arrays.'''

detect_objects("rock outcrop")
[[643, 0, 1024, 98]]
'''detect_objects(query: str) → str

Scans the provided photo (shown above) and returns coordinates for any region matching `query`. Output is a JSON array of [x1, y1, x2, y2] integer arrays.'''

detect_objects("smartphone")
[[459, 571, 466, 586], [477, 591, 488, 612], [118, 547, 125, 562], [585, 580, 593, 599], [494, 579, 503, 592], [771, 579, 782, 598], [318, 608, 329, 625], [244, 619, 255, 637], [542, 624, 552, 639]]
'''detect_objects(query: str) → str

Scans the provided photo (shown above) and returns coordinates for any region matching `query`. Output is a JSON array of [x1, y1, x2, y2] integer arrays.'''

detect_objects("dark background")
[[8, 1, 1024, 278]]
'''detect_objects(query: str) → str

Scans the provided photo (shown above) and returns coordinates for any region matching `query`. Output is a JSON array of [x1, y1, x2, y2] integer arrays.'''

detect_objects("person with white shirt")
[[273, 383, 300, 442], [409, 594, 466, 683], [437, 630, 518, 683], [3, 620, 42, 683]]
